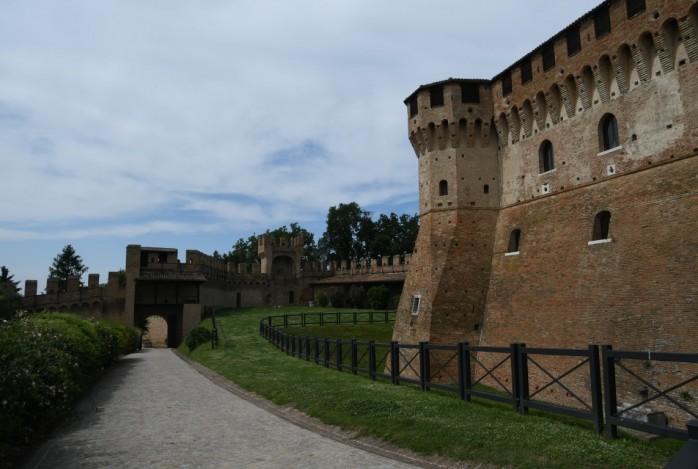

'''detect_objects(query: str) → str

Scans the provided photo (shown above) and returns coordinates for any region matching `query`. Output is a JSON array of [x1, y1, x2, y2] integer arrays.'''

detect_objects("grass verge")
[[180, 307, 681, 469]]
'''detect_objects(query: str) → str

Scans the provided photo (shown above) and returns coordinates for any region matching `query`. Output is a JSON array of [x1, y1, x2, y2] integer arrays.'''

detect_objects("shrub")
[[329, 287, 345, 308], [0, 313, 141, 463], [100, 321, 141, 356], [316, 291, 329, 307], [186, 326, 212, 351], [391, 294, 401, 309], [349, 285, 367, 309], [368, 285, 391, 310]]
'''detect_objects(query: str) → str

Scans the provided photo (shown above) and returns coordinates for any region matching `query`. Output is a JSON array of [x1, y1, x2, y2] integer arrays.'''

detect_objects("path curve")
[[20, 348, 429, 468]]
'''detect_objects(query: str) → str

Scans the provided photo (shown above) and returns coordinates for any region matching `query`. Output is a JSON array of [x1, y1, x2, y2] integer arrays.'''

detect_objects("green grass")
[[181, 307, 682, 468], [282, 323, 394, 342]]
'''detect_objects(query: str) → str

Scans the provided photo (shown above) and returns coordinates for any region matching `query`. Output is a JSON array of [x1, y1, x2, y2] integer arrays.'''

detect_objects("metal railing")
[[259, 312, 698, 441]]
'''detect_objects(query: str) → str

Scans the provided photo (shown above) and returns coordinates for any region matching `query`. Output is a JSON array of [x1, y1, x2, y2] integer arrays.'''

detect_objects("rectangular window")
[[408, 96, 418, 117], [502, 72, 513, 97], [520, 60, 532, 84], [542, 43, 556, 71], [626, 0, 645, 18], [429, 87, 444, 107], [566, 25, 581, 56], [461, 83, 480, 103], [594, 6, 611, 38], [410, 295, 421, 315]]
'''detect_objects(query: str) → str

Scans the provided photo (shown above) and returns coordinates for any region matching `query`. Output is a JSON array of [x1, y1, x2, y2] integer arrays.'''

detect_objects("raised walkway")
[[19, 348, 443, 468]]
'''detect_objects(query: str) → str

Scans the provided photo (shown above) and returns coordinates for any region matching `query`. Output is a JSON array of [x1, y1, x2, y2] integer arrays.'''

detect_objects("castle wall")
[[395, 1, 698, 416], [482, 155, 697, 351], [393, 208, 498, 346], [483, 0, 698, 352]]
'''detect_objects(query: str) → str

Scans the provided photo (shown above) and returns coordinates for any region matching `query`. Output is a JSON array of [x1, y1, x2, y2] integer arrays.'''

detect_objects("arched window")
[[507, 229, 521, 253], [592, 211, 611, 240], [438, 180, 448, 196], [600, 114, 619, 151], [539, 140, 554, 173]]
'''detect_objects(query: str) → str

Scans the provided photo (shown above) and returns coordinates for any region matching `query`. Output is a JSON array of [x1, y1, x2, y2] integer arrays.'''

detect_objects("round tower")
[[393, 79, 500, 347]]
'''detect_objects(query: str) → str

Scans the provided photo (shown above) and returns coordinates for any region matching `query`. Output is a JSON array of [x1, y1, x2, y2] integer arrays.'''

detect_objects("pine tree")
[[0, 265, 21, 297], [48, 245, 88, 292]]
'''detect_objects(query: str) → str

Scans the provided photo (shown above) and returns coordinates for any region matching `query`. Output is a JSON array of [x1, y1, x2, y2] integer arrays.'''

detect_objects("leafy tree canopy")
[[317, 202, 373, 262], [318, 203, 419, 263], [48, 245, 88, 293], [370, 212, 419, 258], [219, 204, 418, 266]]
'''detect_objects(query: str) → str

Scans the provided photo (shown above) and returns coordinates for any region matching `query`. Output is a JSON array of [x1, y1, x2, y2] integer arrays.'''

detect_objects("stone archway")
[[142, 315, 168, 348]]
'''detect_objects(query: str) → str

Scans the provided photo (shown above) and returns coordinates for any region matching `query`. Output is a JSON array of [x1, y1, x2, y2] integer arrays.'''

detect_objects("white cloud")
[[0, 0, 601, 281]]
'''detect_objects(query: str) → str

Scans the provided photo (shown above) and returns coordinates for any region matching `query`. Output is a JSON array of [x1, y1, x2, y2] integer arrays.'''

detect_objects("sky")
[[1, 0, 601, 288]]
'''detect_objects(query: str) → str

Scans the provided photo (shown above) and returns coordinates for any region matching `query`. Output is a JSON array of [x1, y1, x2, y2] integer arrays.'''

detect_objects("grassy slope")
[[182, 307, 680, 469]]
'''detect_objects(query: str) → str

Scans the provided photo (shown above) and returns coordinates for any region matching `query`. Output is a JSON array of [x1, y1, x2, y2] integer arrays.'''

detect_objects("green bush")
[[329, 287, 345, 308], [100, 321, 141, 356], [0, 313, 141, 463], [186, 326, 212, 351], [349, 285, 367, 309], [391, 294, 401, 309], [368, 285, 391, 310], [316, 291, 329, 307]]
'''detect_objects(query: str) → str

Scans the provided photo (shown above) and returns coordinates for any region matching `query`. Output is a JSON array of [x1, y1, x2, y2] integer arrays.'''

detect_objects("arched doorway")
[[142, 315, 168, 348], [135, 308, 182, 348]]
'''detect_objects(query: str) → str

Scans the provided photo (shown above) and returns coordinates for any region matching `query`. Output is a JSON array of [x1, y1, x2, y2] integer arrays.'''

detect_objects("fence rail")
[[259, 313, 698, 441]]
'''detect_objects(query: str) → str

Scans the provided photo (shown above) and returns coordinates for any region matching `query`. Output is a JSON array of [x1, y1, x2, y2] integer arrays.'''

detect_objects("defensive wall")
[[18, 235, 411, 345], [394, 0, 697, 428]]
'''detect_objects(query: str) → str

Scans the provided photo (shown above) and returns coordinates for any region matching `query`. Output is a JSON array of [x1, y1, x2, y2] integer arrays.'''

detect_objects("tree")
[[266, 222, 319, 264], [0, 266, 21, 297], [223, 223, 319, 267], [48, 245, 88, 293], [318, 202, 373, 262], [369, 213, 419, 258], [225, 235, 260, 265]]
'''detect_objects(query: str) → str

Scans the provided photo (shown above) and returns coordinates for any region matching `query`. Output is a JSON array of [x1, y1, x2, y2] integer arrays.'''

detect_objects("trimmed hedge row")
[[0, 313, 141, 463]]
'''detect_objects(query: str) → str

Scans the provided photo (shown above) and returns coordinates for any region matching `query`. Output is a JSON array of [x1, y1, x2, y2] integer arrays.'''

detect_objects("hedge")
[[0, 313, 141, 463]]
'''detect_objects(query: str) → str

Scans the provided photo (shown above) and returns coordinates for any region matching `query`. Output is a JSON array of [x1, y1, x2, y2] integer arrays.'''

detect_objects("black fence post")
[[305, 336, 311, 361], [511, 343, 521, 412], [320, 313, 324, 326], [459, 342, 472, 402], [384, 311, 389, 323], [391, 341, 399, 385], [283, 314, 288, 328], [589, 345, 603, 435], [353, 311, 357, 324], [336, 339, 343, 371], [369, 340, 376, 380], [335, 312, 340, 324], [314, 337, 320, 364], [302, 313, 306, 327], [601, 345, 618, 439], [420, 342, 430, 392], [369, 311, 374, 324], [518, 343, 529, 415], [324, 338, 330, 368], [351, 339, 358, 375]]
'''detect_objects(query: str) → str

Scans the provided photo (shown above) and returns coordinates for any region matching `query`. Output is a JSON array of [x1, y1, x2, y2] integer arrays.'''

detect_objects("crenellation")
[[88, 273, 99, 289]]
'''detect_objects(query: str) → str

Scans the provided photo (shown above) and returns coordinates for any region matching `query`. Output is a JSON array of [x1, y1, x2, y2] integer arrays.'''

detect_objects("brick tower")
[[393, 79, 500, 346]]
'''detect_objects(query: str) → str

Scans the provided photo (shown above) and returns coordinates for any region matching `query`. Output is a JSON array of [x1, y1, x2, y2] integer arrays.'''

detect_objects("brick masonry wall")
[[395, 0, 698, 423], [482, 155, 697, 352]]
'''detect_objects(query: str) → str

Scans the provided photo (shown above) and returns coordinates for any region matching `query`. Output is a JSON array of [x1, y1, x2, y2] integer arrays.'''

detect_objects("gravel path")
[[20, 348, 429, 468]]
